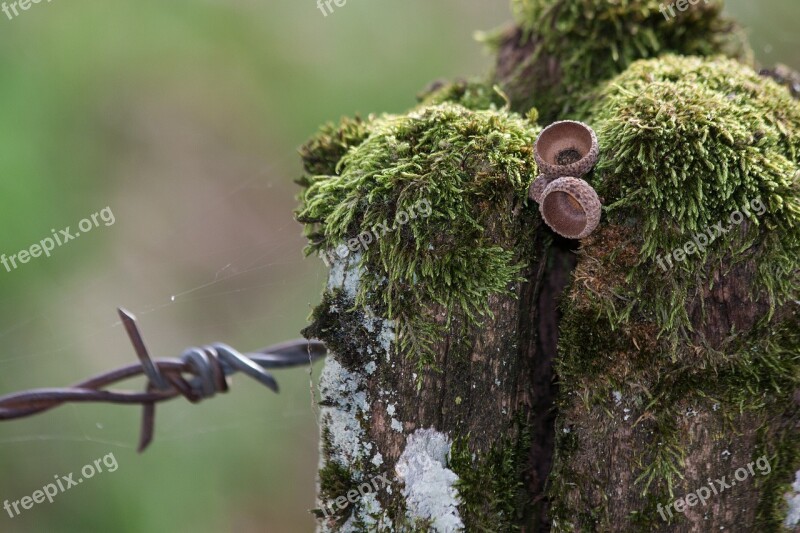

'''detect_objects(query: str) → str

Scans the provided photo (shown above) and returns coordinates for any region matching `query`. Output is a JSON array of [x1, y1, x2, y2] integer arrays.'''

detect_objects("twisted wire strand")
[[0, 308, 327, 452]]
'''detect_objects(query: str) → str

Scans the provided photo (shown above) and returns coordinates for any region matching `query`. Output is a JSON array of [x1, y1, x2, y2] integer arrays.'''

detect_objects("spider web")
[[0, 148, 327, 451]]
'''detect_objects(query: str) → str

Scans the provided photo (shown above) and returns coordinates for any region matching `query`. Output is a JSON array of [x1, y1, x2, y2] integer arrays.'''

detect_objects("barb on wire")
[[0, 308, 327, 452]]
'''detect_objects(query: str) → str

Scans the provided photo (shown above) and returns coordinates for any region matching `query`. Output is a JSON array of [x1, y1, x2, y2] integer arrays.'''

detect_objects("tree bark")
[[308, 207, 558, 531]]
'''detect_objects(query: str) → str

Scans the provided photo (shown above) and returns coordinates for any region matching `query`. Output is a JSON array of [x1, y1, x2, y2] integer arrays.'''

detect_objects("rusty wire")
[[0, 308, 327, 452]]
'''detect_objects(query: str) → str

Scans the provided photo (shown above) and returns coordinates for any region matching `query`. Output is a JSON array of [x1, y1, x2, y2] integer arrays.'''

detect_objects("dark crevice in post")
[[527, 236, 578, 531]]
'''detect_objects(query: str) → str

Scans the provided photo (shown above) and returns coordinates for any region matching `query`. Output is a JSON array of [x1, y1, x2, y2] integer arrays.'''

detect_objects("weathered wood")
[[308, 205, 552, 530], [300, 2, 800, 531], [491, 12, 800, 530]]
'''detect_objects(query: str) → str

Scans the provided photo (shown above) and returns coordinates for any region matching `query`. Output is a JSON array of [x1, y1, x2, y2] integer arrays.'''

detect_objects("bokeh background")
[[0, 1, 796, 531]]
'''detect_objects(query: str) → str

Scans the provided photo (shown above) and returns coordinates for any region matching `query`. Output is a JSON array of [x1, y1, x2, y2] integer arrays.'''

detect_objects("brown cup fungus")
[[530, 121, 602, 239], [534, 120, 599, 179], [529, 174, 552, 204], [539, 177, 601, 239]]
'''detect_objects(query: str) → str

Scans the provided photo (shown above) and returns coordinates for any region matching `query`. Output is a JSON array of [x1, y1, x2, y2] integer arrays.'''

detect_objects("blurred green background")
[[0, 1, 796, 532]]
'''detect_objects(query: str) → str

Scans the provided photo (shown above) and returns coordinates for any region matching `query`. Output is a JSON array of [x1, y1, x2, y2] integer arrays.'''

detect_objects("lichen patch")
[[786, 470, 800, 528], [396, 428, 464, 532]]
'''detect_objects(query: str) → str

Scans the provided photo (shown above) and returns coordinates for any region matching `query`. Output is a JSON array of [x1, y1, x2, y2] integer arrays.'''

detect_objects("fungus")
[[534, 120, 599, 178], [539, 176, 601, 239], [528, 174, 551, 203]]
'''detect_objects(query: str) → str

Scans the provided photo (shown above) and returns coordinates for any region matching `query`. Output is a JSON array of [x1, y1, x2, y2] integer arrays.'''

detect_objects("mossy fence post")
[[297, 1, 800, 531]]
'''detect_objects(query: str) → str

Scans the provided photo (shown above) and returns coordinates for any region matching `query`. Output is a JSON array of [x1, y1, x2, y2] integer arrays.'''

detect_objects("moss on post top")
[[416, 79, 509, 112], [593, 55, 799, 278], [511, 0, 746, 65], [562, 54, 799, 343], [502, 0, 748, 120], [298, 115, 373, 178], [297, 103, 540, 366], [593, 55, 800, 225]]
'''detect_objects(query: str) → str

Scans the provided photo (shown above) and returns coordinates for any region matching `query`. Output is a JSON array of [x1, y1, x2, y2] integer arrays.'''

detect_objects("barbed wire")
[[0, 308, 327, 452]]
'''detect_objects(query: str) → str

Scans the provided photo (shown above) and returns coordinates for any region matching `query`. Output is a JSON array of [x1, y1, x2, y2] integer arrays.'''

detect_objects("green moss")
[[555, 264, 799, 461], [298, 115, 373, 179], [756, 422, 800, 529], [417, 78, 510, 111], [318, 459, 356, 525], [551, 102, 799, 524], [503, 0, 748, 119], [302, 289, 389, 372], [590, 55, 800, 334], [450, 417, 533, 531], [751, 313, 800, 529], [297, 103, 540, 369], [552, 229, 799, 529]]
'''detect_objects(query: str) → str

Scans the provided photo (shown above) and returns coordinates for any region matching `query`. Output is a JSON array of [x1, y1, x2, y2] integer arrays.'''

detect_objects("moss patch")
[[756, 416, 800, 529], [549, 236, 799, 528], [499, 0, 748, 119], [545, 53, 800, 530], [297, 103, 540, 369], [591, 54, 800, 334], [450, 417, 533, 531], [298, 115, 373, 179], [417, 78, 509, 111]]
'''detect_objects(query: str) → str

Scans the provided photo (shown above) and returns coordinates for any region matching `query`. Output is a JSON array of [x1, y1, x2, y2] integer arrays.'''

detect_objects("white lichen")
[[352, 492, 392, 532], [326, 250, 364, 300], [318, 252, 398, 532], [785, 470, 800, 528], [362, 306, 395, 353], [377, 318, 396, 357], [319, 356, 370, 466], [396, 428, 464, 532]]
